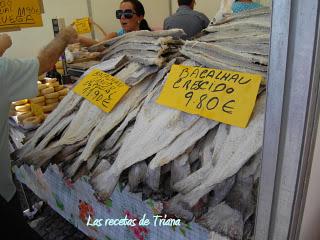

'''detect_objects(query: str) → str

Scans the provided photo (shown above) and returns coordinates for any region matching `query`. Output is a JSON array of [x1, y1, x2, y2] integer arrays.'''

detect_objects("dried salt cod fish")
[[208, 176, 236, 208], [211, 0, 234, 25], [212, 7, 271, 26], [214, 42, 269, 56], [52, 100, 104, 146], [198, 202, 244, 240], [103, 106, 140, 152], [180, 47, 266, 76], [91, 159, 111, 179], [148, 118, 218, 170], [206, 19, 270, 33], [89, 29, 185, 51], [208, 231, 231, 240], [128, 161, 148, 191], [52, 138, 87, 164], [92, 86, 199, 199], [146, 170, 162, 195], [34, 113, 75, 151], [21, 145, 63, 168], [67, 82, 149, 177], [184, 41, 268, 67], [173, 124, 229, 194], [16, 92, 83, 158], [225, 177, 255, 222], [177, 94, 265, 207], [170, 154, 190, 187], [78, 74, 154, 167]]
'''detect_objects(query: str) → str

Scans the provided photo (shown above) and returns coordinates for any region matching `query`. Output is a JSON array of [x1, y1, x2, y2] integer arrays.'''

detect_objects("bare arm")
[[77, 32, 118, 47], [0, 33, 12, 56], [37, 25, 78, 75]]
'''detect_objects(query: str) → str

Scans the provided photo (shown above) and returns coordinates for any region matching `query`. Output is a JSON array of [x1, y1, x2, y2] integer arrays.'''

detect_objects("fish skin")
[[197, 202, 244, 240], [170, 154, 190, 188], [173, 124, 230, 194], [128, 161, 148, 191], [52, 100, 105, 147], [178, 94, 265, 207], [149, 118, 218, 170], [78, 74, 154, 164], [34, 113, 75, 151], [90, 159, 111, 179], [89, 29, 186, 51], [91, 85, 199, 199]]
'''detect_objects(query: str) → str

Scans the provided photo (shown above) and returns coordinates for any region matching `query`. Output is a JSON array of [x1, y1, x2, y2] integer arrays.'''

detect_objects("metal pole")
[[255, 0, 320, 239], [87, 0, 95, 39]]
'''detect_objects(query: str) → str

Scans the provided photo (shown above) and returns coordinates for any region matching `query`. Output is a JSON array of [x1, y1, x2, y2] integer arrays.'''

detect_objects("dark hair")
[[121, 0, 151, 31], [178, 0, 193, 6]]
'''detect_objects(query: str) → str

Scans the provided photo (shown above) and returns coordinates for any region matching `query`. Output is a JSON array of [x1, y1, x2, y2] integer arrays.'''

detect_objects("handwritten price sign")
[[0, 0, 43, 30], [73, 69, 129, 112], [157, 65, 263, 128], [74, 17, 91, 34]]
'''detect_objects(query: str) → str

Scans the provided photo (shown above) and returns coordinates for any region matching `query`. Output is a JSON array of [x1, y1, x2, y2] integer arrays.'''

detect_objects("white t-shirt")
[[0, 57, 39, 201]]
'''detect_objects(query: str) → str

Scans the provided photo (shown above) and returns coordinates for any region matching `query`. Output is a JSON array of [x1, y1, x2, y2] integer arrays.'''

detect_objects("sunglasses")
[[116, 9, 137, 19]]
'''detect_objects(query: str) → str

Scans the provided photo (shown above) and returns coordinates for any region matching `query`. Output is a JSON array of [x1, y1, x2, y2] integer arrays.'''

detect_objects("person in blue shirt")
[[79, 0, 151, 47], [232, 0, 263, 13]]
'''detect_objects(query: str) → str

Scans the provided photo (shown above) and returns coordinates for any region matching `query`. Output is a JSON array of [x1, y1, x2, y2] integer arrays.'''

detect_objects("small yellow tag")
[[74, 17, 91, 34], [156, 65, 263, 128], [73, 69, 129, 112]]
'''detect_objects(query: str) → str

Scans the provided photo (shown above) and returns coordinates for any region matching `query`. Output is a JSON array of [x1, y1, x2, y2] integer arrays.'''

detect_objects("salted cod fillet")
[[91, 85, 199, 200], [176, 93, 265, 207]]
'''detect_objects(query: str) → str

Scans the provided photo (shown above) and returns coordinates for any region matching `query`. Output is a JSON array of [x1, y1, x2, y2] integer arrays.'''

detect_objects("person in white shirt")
[[0, 26, 77, 239]]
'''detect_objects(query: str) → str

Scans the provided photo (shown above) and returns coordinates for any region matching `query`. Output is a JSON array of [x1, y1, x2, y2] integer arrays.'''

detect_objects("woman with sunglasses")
[[78, 0, 151, 47]]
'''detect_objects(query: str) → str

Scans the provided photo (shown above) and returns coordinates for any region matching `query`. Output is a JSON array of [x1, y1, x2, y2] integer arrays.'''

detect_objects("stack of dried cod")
[[14, 8, 270, 240], [89, 29, 185, 67]]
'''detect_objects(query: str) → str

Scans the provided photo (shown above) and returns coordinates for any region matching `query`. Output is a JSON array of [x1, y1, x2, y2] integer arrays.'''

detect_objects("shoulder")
[[0, 57, 38, 71], [192, 10, 209, 21]]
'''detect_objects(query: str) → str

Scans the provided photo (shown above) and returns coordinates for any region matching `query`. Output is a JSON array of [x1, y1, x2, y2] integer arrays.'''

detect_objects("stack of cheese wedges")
[[11, 78, 69, 129]]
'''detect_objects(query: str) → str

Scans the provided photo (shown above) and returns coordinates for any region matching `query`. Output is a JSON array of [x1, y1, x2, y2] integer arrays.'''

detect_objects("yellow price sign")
[[156, 65, 263, 128], [0, 0, 43, 30], [30, 103, 44, 118], [74, 17, 91, 34], [73, 69, 129, 112]]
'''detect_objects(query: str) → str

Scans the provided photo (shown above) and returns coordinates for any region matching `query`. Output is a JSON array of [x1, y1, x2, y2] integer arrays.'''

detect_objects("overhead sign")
[[74, 17, 91, 34], [73, 69, 129, 113], [156, 65, 263, 128], [0, 0, 44, 30]]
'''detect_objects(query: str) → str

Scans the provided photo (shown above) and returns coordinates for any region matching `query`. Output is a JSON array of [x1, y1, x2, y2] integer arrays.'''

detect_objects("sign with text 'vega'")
[[74, 17, 91, 34], [156, 65, 263, 128], [0, 0, 43, 30], [73, 69, 129, 113]]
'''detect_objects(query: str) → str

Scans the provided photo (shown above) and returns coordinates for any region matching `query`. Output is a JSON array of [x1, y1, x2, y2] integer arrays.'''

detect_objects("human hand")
[[60, 25, 78, 44], [0, 33, 12, 50]]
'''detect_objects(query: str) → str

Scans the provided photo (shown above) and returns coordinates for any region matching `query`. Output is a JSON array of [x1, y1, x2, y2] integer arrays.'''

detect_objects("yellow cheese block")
[[12, 99, 28, 106], [57, 88, 68, 96], [42, 103, 58, 113], [41, 87, 54, 95], [45, 92, 60, 99], [46, 98, 59, 104], [37, 84, 47, 90], [45, 78, 57, 83], [46, 82, 60, 88], [23, 116, 42, 128], [17, 112, 34, 123], [15, 104, 31, 112], [54, 85, 64, 91], [29, 96, 45, 104]]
